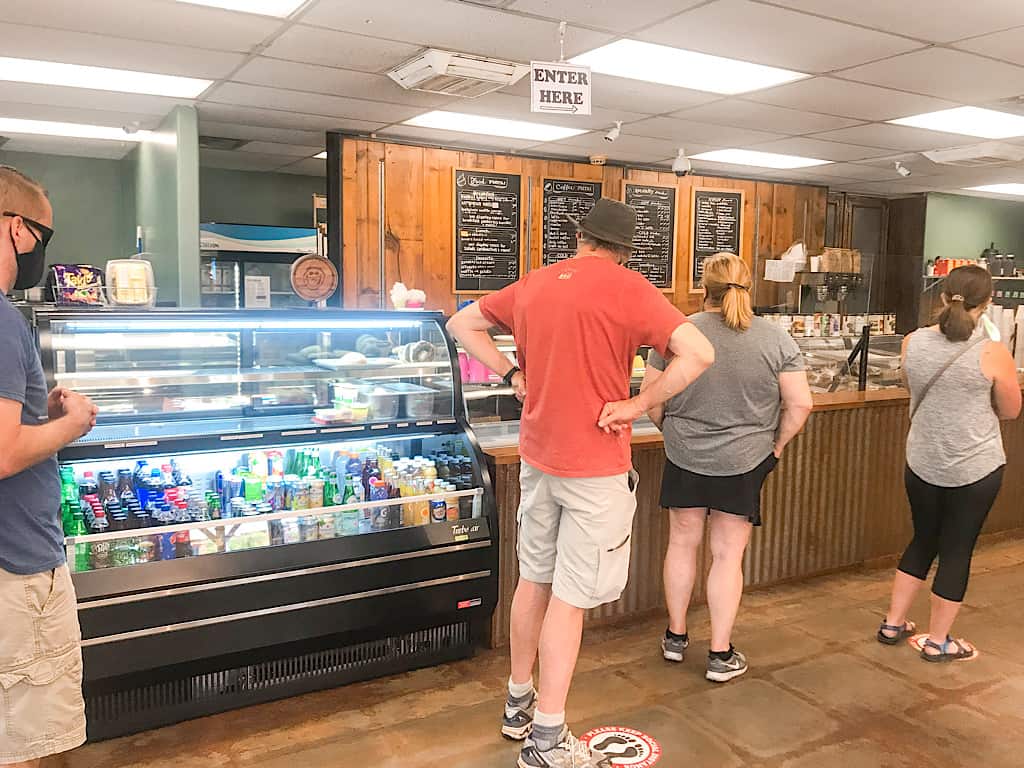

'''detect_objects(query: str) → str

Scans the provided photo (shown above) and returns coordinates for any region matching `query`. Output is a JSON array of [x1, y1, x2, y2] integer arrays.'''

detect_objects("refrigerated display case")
[[35, 308, 496, 740]]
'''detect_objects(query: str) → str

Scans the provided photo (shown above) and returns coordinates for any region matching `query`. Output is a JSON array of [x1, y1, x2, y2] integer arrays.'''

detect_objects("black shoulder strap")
[[910, 336, 987, 421]]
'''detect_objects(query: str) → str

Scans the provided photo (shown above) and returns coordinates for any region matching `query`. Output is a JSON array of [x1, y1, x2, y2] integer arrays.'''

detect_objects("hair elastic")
[[726, 283, 750, 291], [950, 294, 965, 302]]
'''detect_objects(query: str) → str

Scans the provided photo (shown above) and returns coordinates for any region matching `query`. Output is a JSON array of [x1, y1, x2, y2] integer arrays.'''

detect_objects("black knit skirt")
[[659, 453, 778, 526]]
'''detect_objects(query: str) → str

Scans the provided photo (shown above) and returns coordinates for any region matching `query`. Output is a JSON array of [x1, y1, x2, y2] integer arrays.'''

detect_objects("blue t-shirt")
[[0, 296, 63, 575]]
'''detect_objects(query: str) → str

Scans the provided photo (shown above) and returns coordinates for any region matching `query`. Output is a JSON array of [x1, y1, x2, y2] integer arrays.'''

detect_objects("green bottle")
[[340, 475, 359, 536]]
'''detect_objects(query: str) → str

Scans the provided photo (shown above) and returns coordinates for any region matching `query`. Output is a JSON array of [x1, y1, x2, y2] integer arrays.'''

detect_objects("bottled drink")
[[362, 455, 380, 496], [170, 458, 191, 486], [79, 470, 98, 500], [369, 478, 391, 530], [160, 464, 176, 490], [346, 452, 362, 478], [89, 510, 111, 570], [69, 513, 91, 573], [173, 529, 192, 558], [445, 483, 460, 522], [339, 476, 360, 536]]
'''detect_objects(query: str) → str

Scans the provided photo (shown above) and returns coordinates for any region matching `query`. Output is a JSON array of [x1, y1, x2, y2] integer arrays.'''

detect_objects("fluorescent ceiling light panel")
[[402, 111, 587, 142], [890, 107, 1024, 139], [691, 149, 830, 169], [175, 0, 306, 16], [0, 117, 154, 142], [313, 151, 327, 159], [570, 40, 807, 95], [0, 56, 212, 98], [964, 183, 1024, 197]]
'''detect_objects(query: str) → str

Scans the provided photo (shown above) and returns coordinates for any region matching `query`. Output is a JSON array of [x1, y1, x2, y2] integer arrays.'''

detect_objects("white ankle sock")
[[533, 709, 565, 730], [508, 677, 534, 699]]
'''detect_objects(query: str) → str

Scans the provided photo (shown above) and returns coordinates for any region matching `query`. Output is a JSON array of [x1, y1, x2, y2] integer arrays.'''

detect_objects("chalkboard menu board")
[[690, 187, 744, 293], [453, 169, 522, 293], [541, 178, 602, 266], [624, 183, 676, 289]]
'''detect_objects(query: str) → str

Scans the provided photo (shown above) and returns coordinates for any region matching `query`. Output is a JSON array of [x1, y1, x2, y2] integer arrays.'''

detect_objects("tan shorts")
[[516, 462, 639, 610], [0, 565, 86, 765]]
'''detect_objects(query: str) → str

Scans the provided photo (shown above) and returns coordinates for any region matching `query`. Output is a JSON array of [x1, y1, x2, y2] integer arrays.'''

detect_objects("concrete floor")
[[48, 537, 1024, 768]]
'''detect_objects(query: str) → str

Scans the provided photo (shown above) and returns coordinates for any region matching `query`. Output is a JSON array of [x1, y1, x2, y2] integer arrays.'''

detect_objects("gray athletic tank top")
[[905, 327, 1005, 487]]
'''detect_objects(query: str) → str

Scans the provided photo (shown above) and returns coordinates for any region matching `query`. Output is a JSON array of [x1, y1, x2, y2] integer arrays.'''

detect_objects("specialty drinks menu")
[[454, 169, 522, 293], [625, 183, 676, 289], [691, 188, 743, 292], [541, 178, 602, 266]]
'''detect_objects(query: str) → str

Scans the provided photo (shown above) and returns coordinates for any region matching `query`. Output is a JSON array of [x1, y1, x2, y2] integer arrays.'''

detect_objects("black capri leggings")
[[898, 465, 1004, 603]]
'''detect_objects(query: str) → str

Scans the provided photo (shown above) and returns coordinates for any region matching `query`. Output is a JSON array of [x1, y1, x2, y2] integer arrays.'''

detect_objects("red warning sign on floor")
[[581, 726, 662, 767]]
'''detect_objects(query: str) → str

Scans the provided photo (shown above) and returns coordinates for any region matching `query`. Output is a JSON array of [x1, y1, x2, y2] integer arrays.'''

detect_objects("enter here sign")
[[530, 61, 592, 116]]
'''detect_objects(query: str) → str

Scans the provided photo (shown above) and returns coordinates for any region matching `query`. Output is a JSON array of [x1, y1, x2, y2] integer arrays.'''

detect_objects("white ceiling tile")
[[197, 121, 328, 146], [637, 0, 921, 73], [0, 0, 281, 53], [200, 148, 292, 172], [0, 136, 134, 160], [769, 0, 1024, 44], [802, 162, 926, 181], [0, 82, 189, 117], [746, 136, 890, 162], [197, 102, 385, 133], [545, 132, 712, 164], [954, 28, 1024, 68], [0, 21, 242, 80], [623, 116, 783, 147], [263, 24, 423, 73], [838, 48, 1024, 103], [509, 0, 701, 33], [231, 58, 452, 107], [375, 124, 538, 151], [746, 77, 956, 121], [0, 101, 165, 131], [277, 157, 328, 177], [451, 92, 648, 131], [673, 99, 862, 134], [811, 123, 984, 152], [238, 141, 324, 157], [203, 83, 424, 124], [302, 0, 612, 61]]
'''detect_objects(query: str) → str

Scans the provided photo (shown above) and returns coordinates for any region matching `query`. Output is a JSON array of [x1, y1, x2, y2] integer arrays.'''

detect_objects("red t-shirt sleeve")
[[629, 278, 688, 356], [477, 281, 519, 333]]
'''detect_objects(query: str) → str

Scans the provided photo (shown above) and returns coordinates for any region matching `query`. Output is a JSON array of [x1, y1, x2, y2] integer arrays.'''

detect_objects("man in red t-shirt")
[[448, 198, 713, 768]]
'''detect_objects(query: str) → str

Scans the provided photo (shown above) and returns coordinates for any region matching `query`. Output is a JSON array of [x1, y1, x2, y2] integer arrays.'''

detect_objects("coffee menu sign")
[[690, 187, 744, 293], [624, 183, 677, 290], [541, 178, 602, 266], [453, 169, 522, 293]]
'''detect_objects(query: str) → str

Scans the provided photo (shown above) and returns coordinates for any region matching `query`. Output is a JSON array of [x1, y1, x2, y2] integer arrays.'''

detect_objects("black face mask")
[[11, 227, 46, 290]]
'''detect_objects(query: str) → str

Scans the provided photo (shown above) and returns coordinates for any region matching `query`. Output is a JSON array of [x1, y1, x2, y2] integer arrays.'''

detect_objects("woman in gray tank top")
[[879, 265, 1021, 661]]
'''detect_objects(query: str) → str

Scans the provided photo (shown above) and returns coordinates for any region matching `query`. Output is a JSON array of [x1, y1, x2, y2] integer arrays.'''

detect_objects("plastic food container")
[[383, 382, 437, 419], [360, 385, 400, 421]]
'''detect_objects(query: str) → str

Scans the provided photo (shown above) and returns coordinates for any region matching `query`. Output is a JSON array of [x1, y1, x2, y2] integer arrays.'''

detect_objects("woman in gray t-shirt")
[[879, 265, 1021, 662], [644, 253, 812, 682]]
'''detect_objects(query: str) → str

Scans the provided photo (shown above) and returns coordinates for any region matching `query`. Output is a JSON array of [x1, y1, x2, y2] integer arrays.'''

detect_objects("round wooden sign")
[[290, 254, 338, 302]]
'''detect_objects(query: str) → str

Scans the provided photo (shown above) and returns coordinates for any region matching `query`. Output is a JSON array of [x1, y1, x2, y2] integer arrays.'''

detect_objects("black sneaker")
[[501, 688, 536, 741], [518, 727, 611, 768], [706, 648, 748, 683], [661, 633, 689, 663]]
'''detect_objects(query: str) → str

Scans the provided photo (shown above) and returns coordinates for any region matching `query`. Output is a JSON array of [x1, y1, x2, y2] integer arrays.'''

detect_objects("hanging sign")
[[530, 61, 592, 116]]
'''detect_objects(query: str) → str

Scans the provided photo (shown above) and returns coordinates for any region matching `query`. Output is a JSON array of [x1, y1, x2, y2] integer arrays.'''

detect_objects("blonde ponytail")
[[703, 253, 753, 331]]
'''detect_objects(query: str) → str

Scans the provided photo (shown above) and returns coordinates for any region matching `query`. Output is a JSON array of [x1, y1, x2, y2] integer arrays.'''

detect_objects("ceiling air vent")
[[388, 49, 529, 98], [199, 135, 249, 151], [922, 142, 1024, 167]]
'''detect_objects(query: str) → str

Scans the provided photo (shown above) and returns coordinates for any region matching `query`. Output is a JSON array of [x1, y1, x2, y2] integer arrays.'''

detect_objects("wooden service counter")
[[481, 390, 1024, 648]]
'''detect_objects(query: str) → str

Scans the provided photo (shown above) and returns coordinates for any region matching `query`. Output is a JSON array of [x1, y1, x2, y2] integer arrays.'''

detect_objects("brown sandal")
[[877, 620, 916, 646], [921, 636, 975, 663]]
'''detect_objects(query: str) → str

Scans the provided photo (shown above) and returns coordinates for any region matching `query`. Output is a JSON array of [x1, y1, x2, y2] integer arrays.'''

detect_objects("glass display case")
[[34, 308, 496, 740], [796, 334, 904, 392]]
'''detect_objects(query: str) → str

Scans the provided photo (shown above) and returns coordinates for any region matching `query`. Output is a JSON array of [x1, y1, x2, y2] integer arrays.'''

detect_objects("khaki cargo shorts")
[[0, 564, 86, 765], [516, 461, 639, 610]]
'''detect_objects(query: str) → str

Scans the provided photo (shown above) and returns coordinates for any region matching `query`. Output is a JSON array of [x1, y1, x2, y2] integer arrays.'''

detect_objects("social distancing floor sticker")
[[581, 726, 662, 767]]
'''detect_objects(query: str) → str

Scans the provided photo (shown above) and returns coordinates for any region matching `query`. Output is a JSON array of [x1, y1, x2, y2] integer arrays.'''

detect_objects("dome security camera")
[[604, 121, 622, 143], [672, 148, 692, 177]]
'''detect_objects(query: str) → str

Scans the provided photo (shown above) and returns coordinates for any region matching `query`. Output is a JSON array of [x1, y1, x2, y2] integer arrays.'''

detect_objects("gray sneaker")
[[518, 727, 611, 768], [502, 689, 537, 741], [661, 633, 689, 662], [706, 648, 748, 683]]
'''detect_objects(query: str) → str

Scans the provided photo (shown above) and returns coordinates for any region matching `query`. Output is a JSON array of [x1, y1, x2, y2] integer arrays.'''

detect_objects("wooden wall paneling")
[[521, 158, 549, 272], [459, 152, 495, 169], [349, 140, 386, 308], [423, 147, 458, 316], [546, 160, 574, 178], [340, 138, 359, 307], [885, 195, 927, 333], [383, 143, 425, 302], [572, 163, 604, 181]]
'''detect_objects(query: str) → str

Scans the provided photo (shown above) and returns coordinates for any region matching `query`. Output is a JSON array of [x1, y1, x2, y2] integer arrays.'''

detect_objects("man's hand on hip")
[[598, 396, 645, 434], [511, 370, 527, 403]]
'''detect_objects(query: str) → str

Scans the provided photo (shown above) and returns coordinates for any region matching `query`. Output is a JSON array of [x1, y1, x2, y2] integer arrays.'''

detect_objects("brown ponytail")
[[703, 252, 753, 331], [937, 265, 992, 342]]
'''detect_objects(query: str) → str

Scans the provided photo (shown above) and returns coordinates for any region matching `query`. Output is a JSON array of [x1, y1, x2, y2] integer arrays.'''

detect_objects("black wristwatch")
[[502, 366, 521, 386]]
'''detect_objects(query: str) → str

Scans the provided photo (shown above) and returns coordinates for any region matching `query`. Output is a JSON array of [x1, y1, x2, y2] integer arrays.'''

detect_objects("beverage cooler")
[[33, 308, 497, 740]]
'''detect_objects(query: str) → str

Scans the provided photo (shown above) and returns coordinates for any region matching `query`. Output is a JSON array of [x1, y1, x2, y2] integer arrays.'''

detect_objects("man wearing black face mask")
[[0, 166, 98, 768]]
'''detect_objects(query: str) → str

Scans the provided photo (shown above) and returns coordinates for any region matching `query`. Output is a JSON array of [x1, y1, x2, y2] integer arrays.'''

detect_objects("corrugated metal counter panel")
[[485, 403, 1024, 649]]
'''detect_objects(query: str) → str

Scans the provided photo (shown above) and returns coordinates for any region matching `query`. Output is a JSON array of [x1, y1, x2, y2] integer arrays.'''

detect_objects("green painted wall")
[[199, 168, 325, 228], [0, 149, 136, 268], [924, 193, 1024, 263]]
